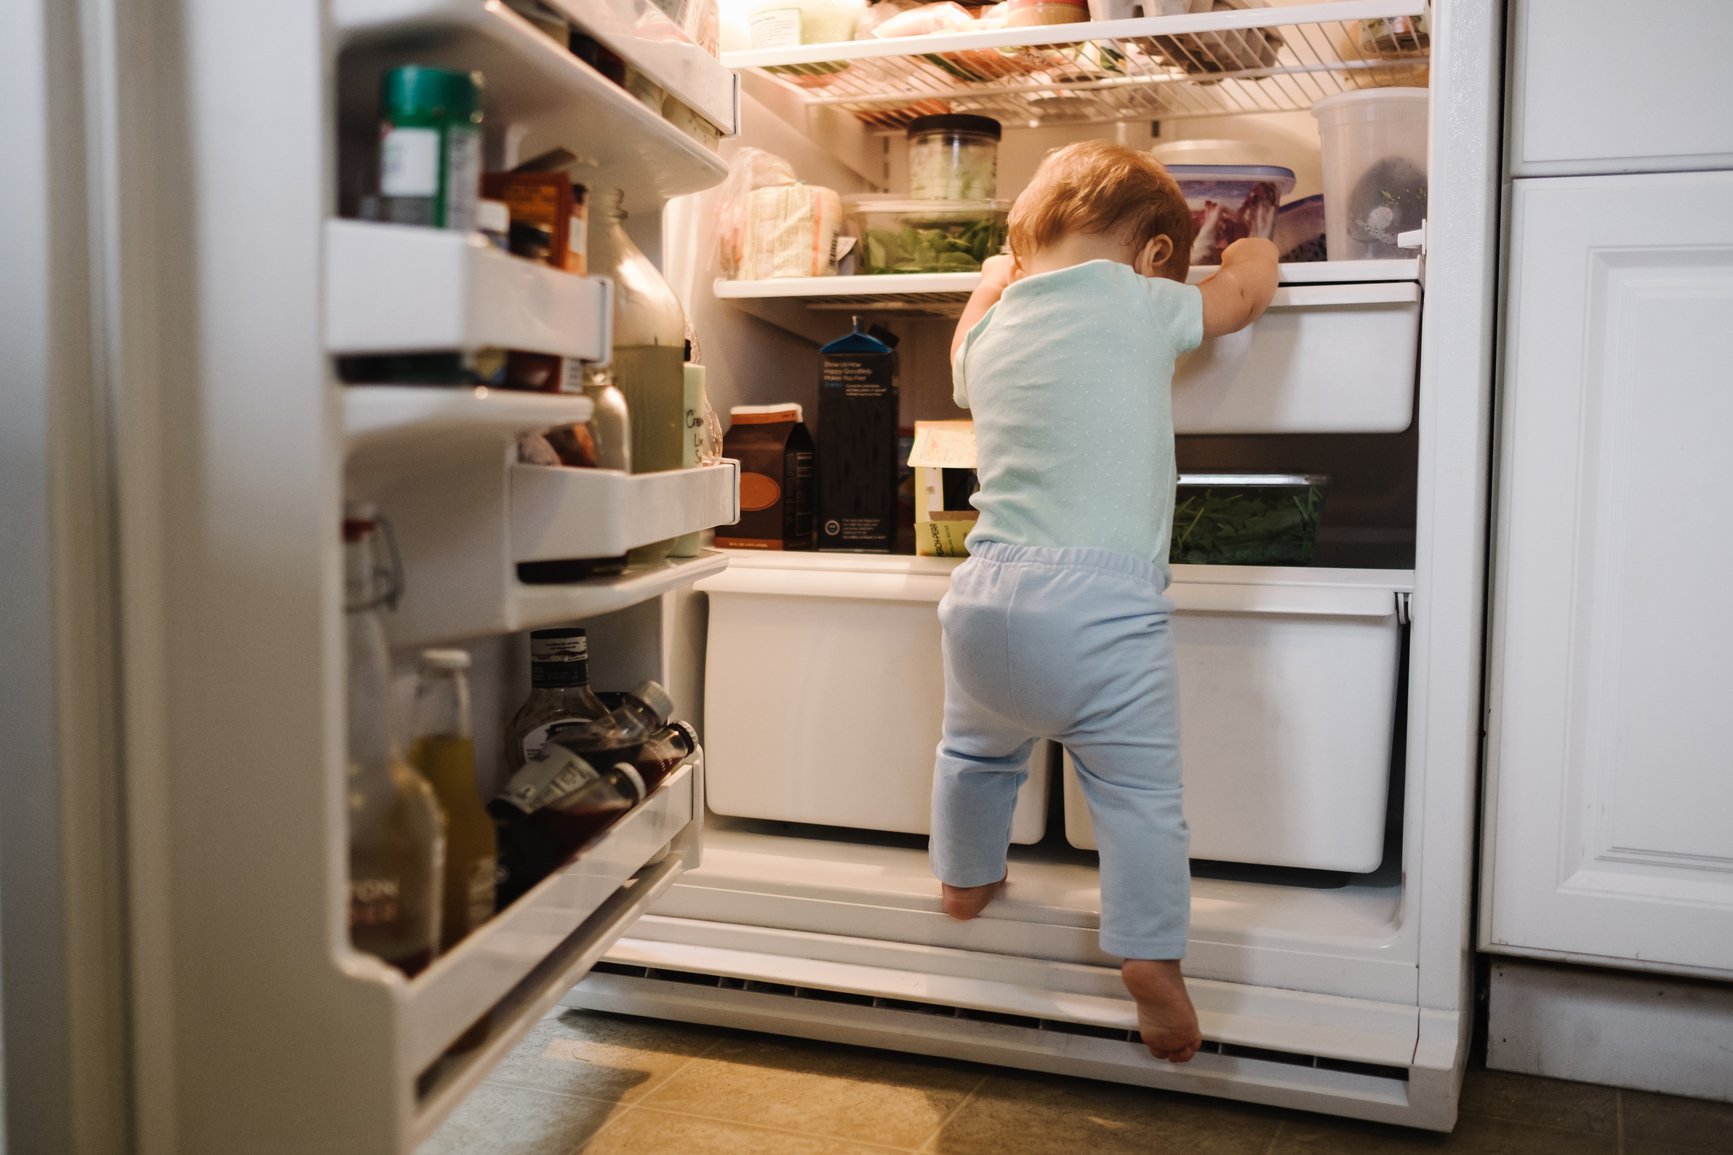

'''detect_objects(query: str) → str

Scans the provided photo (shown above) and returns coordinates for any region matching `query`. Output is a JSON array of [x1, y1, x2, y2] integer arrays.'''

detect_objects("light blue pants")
[[931, 540, 1189, 960]]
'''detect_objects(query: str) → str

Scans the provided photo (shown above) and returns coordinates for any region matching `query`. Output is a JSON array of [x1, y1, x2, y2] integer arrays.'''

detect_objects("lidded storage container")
[[906, 114, 1002, 201], [1311, 87, 1428, 260]]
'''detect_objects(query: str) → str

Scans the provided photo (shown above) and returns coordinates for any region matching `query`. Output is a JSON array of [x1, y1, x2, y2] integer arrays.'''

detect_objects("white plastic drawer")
[[1172, 284, 1419, 435], [698, 554, 1050, 842], [1511, 0, 1733, 176], [1064, 566, 1412, 872]]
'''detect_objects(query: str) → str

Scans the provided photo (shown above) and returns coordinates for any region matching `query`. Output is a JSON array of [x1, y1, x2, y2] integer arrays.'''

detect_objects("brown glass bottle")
[[490, 746, 645, 905], [503, 628, 612, 773], [631, 721, 700, 793]]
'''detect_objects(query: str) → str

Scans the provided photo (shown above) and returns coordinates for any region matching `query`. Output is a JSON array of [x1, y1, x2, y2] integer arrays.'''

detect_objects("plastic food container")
[[906, 115, 1001, 201], [847, 196, 1009, 274], [1150, 138, 1276, 167], [1312, 87, 1428, 261], [1007, 0, 1089, 26], [1272, 193, 1326, 262], [1165, 164, 1295, 267], [1170, 473, 1328, 565]]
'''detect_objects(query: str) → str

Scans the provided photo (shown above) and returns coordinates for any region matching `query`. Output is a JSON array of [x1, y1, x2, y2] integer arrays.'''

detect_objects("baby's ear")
[[1137, 235, 1175, 277]]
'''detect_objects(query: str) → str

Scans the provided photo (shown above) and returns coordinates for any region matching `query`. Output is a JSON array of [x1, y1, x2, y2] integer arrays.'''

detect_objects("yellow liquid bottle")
[[410, 651, 499, 951]]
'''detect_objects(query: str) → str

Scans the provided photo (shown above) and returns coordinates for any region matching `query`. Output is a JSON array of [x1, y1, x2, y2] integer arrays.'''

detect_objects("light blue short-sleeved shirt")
[[953, 259, 1205, 588]]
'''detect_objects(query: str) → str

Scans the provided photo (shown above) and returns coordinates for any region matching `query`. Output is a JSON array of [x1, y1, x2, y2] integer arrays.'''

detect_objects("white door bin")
[[698, 553, 1051, 843], [1064, 566, 1412, 872]]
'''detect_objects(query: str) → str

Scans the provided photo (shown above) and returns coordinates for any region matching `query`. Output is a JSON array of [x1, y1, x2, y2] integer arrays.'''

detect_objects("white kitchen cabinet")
[[1509, 0, 1733, 177], [1484, 171, 1733, 978]]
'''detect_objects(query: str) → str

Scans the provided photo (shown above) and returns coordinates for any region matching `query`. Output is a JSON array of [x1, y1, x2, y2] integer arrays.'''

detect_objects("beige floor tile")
[[1270, 1111, 1618, 1154], [1458, 1067, 1617, 1135], [926, 1070, 1279, 1155], [418, 1081, 623, 1155], [1623, 1090, 1733, 1152], [485, 1009, 723, 1105], [579, 1105, 919, 1154], [636, 1034, 985, 1149]]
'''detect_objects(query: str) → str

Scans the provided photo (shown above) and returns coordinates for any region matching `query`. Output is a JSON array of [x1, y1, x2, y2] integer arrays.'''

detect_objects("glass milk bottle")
[[590, 187, 686, 562]]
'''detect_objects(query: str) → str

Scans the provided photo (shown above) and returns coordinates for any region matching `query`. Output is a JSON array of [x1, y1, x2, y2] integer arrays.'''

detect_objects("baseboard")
[[1487, 958, 1733, 1102]]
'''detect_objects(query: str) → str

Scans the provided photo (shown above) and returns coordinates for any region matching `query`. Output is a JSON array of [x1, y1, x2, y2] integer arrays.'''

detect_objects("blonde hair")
[[1008, 140, 1195, 280]]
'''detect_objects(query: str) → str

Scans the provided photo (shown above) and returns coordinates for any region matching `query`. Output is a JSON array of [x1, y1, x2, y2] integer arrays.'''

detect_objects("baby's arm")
[[952, 254, 1018, 361], [1197, 238, 1279, 339]]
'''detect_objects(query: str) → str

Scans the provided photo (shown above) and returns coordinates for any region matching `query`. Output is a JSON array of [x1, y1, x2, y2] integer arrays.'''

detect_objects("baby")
[[933, 140, 1279, 1063]]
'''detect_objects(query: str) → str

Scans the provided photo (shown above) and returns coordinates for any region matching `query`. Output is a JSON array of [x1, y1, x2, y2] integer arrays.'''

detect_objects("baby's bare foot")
[[1122, 959, 1203, 1063], [941, 877, 1005, 920]]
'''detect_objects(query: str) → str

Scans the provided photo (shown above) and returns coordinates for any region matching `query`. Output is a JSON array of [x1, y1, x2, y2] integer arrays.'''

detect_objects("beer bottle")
[[409, 649, 499, 950]]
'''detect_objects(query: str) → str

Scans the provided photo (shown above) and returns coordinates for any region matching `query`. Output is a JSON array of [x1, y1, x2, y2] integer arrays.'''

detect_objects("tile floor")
[[421, 1008, 1733, 1155]]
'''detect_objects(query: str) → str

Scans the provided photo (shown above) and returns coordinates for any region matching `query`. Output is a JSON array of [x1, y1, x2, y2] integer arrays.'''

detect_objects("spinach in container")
[[1169, 474, 1328, 566], [845, 197, 1009, 275]]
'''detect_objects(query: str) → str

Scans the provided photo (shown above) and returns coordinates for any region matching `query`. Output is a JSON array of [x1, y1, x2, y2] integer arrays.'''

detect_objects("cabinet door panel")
[[1486, 172, 1733, 976]]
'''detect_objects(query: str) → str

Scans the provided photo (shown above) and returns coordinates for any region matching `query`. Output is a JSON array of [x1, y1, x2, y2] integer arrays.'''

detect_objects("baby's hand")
[[978, 253, 1018, 294]]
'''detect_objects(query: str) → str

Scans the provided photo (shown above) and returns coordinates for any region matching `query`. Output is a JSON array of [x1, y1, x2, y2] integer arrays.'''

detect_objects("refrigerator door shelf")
[[1067, 566, 1414, 872], [396, 755, 702, 1143], [325, 221, 612, 361], [698, 553, 1050, 843], [344, 385, 594, 487], [545, 0, 739, 133], [332, 0, 730, 201], [512, 460, 740, 562], [372, 436, 734, 647]]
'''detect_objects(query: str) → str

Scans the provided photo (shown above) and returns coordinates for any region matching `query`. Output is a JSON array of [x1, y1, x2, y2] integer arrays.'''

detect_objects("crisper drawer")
[[1172, 283, 1419, 435], [1063, 566, 1412, 872], [697, 554, 1050, 843]]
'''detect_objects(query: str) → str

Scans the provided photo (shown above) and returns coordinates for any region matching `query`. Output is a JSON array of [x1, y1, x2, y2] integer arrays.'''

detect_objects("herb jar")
[[378, 66, 483, 232], [1005, 0, 1088, 27], [906, 115, 1002, 201]]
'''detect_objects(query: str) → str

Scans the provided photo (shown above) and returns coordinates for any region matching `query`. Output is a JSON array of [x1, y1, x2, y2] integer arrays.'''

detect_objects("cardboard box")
[[817, 324, 899, 552], [907, 420, 978, 557], [714, 404, 815, 550]]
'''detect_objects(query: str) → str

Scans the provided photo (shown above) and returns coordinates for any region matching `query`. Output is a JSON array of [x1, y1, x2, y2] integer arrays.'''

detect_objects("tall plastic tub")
[[1312, 88, 1429, 261]]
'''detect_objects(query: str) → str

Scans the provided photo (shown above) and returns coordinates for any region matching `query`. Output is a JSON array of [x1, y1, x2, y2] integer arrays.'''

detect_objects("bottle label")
[[465, 858, 496, 928], [380, 128, 439, 198], [444, 126, 481, 232], [520, 721, 563, 765], [567, 210, 588, 276], [498, 747, 570, 813], [749, 8, 801, 48], [349, 877, 402, 928]]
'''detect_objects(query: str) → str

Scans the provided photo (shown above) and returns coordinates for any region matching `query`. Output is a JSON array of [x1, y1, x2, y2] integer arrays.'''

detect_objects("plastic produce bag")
[[716, 148, 845, 279]]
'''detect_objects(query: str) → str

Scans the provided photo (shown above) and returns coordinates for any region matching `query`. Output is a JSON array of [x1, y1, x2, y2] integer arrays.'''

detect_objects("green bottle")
[[378, 65, 483, 231]]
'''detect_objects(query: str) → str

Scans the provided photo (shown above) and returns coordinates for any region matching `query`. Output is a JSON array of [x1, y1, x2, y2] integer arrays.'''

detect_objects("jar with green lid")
[[379, 65, 483, 231], [906, 115, 1001, 201]]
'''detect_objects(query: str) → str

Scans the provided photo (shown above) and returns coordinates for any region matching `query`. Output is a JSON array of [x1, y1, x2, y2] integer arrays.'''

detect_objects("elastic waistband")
[[965, 539, 1161, 586]]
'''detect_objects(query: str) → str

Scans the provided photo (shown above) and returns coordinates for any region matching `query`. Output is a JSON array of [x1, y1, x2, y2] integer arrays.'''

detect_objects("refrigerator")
[[0, 0, 1499, 1149]]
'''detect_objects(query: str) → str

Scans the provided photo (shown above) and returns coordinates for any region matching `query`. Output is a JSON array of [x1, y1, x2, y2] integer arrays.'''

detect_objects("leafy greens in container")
[[846, 197, 1009, 275], [1169, 474, 1328, 566]]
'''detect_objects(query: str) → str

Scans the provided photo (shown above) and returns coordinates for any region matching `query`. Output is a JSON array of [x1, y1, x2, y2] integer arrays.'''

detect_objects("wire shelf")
[[724, 0, 1428, 129]]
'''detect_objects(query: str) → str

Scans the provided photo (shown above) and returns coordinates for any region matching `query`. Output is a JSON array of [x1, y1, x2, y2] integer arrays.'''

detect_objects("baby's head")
[[1008, 140, 1195, 281]]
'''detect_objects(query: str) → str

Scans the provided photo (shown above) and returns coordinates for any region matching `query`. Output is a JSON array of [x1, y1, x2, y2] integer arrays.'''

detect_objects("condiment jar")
[[378, 66, 483, 231], [1005, 0, 1089, 26], [906, 114, 1002, 201]]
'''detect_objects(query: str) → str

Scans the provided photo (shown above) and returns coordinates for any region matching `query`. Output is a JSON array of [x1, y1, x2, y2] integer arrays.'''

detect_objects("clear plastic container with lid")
[[1006, 0, 1088, 27], [906, 115, 1002, 201]]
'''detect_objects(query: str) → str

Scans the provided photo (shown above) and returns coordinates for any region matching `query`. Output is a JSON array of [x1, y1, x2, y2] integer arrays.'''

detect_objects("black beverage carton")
[[817, 321, 899, 552]]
